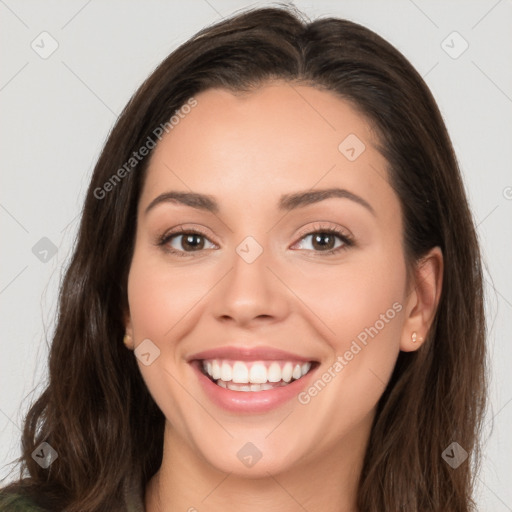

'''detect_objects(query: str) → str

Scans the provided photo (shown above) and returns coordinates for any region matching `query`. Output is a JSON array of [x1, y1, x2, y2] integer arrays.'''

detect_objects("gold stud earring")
[[123, 334, 133, 349], [411, 332, 424, 343]]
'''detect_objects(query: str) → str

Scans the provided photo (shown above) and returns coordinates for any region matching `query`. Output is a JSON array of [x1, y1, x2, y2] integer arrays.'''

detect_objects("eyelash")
[[156, 224, 354, 258]]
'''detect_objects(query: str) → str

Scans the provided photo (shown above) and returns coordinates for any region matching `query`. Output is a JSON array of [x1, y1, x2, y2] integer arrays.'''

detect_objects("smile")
[[188, 345, 319, 412], [201, 359, 313, 392]]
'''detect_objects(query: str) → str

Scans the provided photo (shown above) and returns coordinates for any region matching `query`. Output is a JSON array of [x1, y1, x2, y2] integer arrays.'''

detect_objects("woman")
[[0, 5, 486, 511]]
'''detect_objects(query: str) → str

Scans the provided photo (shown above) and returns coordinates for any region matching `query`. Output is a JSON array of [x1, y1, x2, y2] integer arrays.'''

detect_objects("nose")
[[210, 242, 290, 328]]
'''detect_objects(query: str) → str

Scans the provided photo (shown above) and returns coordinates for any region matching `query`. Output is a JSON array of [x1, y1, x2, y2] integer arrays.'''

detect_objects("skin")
[[124, 81, 443, 512]]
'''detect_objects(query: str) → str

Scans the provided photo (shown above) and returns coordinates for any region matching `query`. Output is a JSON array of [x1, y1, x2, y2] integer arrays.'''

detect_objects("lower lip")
[[191, 361, 316, 413]]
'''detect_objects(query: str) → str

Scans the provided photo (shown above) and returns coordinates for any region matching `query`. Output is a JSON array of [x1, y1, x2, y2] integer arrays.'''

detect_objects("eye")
[[156, 224, 354, 257], [158, 227, 217, 256], [292, 224, 354, 255]]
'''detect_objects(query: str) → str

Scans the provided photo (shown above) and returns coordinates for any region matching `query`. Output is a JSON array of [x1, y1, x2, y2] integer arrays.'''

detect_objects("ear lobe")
[[400, 246, 443, 352], [123, 312, 135, 350]]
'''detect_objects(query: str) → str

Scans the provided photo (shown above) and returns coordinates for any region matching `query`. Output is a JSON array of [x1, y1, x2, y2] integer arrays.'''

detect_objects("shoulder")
[[0, 492, 48, 511]]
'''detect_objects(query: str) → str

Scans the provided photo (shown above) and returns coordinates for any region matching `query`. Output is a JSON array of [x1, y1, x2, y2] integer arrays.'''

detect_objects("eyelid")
[[161, 224, 214, 237], [157, 221, 354, 256], [293, 222, 354, 244]]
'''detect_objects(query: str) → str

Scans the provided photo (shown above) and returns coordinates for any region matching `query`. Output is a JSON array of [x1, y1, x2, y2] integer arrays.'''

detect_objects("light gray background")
[[1, 0, 511, 509]]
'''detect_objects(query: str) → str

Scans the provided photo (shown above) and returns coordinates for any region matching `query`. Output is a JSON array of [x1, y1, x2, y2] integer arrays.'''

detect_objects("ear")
[[123, 310, 135, 350], [400, 246, 443, 352]]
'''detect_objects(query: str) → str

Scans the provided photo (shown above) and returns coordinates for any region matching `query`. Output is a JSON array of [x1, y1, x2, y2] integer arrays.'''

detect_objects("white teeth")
[[267, 362, 282, 382], [232, 361, 249, 383], [249, 362, 267, 384], [282, 362, 293, 383], [217, 381, 287, 392], [201, 359, 313, 389], [220, 362, 232, 381], [211, 360, 221, 380]]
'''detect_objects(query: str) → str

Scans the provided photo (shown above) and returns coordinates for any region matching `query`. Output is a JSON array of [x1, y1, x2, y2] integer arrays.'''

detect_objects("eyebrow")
[[144, 187, 375, 216]]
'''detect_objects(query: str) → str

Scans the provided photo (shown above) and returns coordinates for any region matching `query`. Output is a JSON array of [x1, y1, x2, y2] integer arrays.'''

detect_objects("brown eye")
[[310, 233, 337, 251], [179, 233, 206, 251], [159, 229, 217, 256], [294, 230, 351, 253]]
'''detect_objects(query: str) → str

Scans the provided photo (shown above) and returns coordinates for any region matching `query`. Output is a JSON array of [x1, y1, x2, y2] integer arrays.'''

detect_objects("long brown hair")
[[1, 5, 486, 511]]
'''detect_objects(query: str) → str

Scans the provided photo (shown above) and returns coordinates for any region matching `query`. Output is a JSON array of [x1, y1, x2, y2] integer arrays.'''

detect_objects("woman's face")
[[125, 82, 416, 477]]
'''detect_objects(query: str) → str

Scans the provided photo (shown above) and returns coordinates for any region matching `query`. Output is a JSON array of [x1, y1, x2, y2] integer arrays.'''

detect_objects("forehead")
[[140, 83, 396, 219]]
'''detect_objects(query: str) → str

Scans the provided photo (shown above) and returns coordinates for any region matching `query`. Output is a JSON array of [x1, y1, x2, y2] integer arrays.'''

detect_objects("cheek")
[[288, 242, 406, 347], [127, 254, 208, 342], [328, 251, 405, 384], [294, 242, 406, 409], [125, 251, 206, 432], [335, 248, 406, 362]]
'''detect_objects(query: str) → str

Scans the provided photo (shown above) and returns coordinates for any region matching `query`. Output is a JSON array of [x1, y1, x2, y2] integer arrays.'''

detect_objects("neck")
[[145, 418, 371, 512]]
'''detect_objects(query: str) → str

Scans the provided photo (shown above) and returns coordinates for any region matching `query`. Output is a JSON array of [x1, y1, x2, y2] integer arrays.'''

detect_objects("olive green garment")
[[0, 477, 145, 511]]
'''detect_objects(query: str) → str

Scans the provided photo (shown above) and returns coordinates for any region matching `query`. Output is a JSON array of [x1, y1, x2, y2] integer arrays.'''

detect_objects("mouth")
[[188, 346, 319, 413], [198, 359, 317, 392]]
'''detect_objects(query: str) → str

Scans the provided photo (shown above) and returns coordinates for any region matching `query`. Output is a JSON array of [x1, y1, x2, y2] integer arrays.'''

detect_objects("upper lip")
[[187, 345, 317, 363]]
